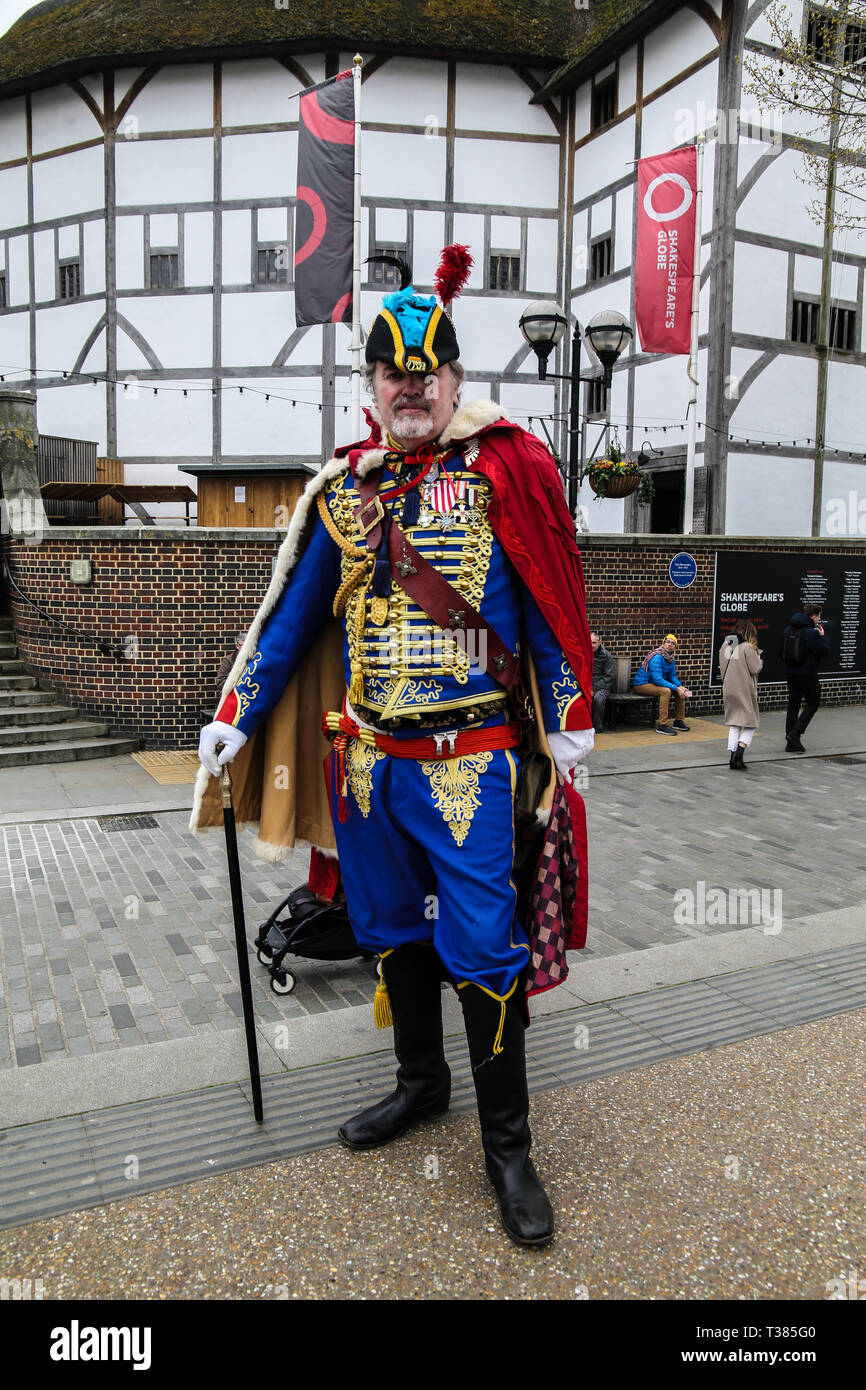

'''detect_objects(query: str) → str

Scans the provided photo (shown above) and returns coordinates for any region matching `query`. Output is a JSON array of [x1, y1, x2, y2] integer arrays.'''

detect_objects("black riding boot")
[[338, 943, 451, 1149], [460, 983, 554, 1248]]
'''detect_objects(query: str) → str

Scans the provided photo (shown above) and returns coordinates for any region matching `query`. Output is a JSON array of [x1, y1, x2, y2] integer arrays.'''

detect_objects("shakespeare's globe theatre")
[[0, 0, 584, 524]]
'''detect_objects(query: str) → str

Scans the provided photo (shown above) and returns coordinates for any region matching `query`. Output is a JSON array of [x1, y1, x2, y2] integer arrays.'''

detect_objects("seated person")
[[633, 633, 693, 735], [590, 631, 615, 732]]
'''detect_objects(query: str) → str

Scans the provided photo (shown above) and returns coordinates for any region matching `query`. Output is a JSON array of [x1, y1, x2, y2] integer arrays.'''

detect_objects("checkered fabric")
[[525, 780, 577, 997]]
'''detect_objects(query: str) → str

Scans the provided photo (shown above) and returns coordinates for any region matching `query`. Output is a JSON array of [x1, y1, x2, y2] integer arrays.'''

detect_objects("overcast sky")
[[0, 0, 34, 42]]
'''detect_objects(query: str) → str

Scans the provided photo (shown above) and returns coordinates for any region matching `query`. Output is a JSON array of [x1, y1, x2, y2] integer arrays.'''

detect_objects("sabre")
[[219, 760, 264, 1124]]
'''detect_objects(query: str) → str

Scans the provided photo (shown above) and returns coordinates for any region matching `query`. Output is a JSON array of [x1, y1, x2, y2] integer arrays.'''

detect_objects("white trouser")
[[727, 726, 756, 751]]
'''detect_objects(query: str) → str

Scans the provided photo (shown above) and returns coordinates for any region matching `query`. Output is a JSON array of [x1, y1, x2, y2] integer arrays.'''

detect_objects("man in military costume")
[[196, 269, 594, 1247]]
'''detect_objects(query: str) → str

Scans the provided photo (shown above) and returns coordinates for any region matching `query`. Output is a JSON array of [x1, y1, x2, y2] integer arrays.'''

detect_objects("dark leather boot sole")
[[487, 1160, 555, 1248]]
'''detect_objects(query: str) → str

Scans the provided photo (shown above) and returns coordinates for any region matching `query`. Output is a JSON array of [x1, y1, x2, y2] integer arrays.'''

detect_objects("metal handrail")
[[1, 557, 125, 660]]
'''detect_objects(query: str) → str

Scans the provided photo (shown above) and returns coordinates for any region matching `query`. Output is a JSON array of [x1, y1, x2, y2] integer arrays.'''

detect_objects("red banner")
[[635, 146, 697, 355]]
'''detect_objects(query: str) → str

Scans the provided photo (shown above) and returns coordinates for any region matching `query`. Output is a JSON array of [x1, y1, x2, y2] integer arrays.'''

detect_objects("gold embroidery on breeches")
[[345, 740, 387, 817], [421, 753, 494, 846]]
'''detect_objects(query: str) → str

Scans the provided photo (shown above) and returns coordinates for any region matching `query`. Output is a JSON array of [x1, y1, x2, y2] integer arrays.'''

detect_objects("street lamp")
[[519, 303, 633, 515]]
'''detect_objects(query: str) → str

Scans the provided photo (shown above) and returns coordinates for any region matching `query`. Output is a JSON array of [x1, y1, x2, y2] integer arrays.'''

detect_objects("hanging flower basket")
[[587, 437, 656, 505]]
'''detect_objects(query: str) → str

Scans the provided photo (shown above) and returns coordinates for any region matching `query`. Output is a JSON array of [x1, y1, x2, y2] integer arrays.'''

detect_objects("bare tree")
[[743, 0, 866, 535]]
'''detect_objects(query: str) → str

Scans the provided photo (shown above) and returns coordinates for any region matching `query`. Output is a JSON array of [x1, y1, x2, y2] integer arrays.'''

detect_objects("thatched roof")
[[534, 0, 689, 98], [0, 0, 582, 97]]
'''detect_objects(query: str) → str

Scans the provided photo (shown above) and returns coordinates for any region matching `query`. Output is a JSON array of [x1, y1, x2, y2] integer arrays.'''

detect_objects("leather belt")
[[354, 697, 509, 731]]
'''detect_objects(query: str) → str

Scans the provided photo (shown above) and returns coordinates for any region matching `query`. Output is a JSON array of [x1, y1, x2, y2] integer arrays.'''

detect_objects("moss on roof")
[[538, 0, 688, 96], [0, 0, 581, 96]]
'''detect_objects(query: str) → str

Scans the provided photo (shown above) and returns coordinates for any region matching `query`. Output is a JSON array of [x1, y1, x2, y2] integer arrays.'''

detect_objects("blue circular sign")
[[669, 552, 697, 589]]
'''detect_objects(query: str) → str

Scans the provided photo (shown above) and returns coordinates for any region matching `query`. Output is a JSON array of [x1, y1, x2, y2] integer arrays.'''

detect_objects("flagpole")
[[684, 133, 706, 536], [351, 54, 363, 440]]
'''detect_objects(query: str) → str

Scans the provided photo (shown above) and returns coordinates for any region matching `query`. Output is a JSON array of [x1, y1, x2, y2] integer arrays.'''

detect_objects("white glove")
[[198, 720, 248, 777], [547, 728, 594, 776]]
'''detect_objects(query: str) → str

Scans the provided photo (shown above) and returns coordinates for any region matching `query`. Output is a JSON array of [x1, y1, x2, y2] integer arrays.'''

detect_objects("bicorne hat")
[[365, 246, 472, 374]]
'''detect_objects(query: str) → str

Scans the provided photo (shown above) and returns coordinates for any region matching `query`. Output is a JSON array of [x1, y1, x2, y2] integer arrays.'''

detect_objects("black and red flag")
[[294, 70, 355, 327]]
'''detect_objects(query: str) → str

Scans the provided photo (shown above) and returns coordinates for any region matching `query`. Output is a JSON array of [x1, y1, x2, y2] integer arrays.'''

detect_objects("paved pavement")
[[0, 704, 864, 1304]]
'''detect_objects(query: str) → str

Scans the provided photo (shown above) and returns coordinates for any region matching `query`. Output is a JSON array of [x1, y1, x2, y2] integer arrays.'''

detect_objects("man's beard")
[[388, 402, 434, 443]]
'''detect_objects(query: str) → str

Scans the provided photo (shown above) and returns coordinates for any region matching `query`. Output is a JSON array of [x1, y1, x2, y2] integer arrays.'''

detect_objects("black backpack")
[[781, 628, 806, 666]]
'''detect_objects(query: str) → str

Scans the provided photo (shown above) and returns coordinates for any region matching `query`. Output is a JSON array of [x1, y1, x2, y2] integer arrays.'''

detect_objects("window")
[[369, 246, 408, 286], [844, 22, 866, 65], [149, 253, 179, 290], [585, 377, 608, 418], [59, 261, 81, 299], [806, 6, 838, 63], [590, 235, 612, 282], [489, 253, 521, 291], [592, 75, 616, 130], [256, 246, 288, 284], [0, 272, 6, 310], [791, 296, 857, 350]]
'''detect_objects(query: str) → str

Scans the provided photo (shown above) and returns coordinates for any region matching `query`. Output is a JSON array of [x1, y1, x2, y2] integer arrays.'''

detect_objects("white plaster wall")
[[631, 355, 693, 437], [733, 242, 788, 337], [258, 207, 289, 244], [578, 480, 625, 535], [221, 378, 322, 456], [116, 381, 211, 458], [725, 454, 814, 535], [821, 459, 866, 536], [365, 130, 446, 202], [575, 121, 634, 201], [644, 6, 717, 95], [361, 58, 447, 128], [615, 187, 634, 272], [36, 302, 105, 370], [6, 235, 28, 306], [738, 148, 823, 246], [123, 65, 214, 133], [150, 213, 179, 247], [826, 359, 866, 452], [0, 97, 27, 162], [412, 210, 446, 280], [793, 252, 822, 297], [221, 292, 295, 368], [829, 261, 858, 304], [222, 58, 303, 127], [0, 165, 28, 230], [525, 217, 559, 295], [82, 219, 106, 296], [222, 209, 252, 285], [184, 212, 214, 287], [31, 84, 102, 155], [455, 63, 557, 137], [451, 214, 485, 288], [32, 146, 103, 222], [641, 68, 717, 159], [33, 229, 54, 303], [497, 380, 559, 430], [619, 47, 639, 113], [79, 328, 106, 374], [116, 138, 213, 208], [0, 310, 29, 373], [35, 383, 107, 453], [572, 209, 588, 288], [115, 215, 145, 290], [731, 353, 818, 442], [120, 296, 213, 369], [222, 132, 295, 201], [456, 136, 558, 209], [116, 330, 154, 374], [454, 295, 535, 373]]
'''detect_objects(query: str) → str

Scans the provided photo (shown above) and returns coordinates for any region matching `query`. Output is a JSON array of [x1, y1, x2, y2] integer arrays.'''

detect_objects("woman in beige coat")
[[719, 619, 763, 770]]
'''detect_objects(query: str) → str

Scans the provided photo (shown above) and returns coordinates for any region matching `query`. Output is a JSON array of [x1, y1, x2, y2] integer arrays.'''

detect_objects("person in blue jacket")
[[783, 604, 831, 753], [633, 633, 693, 735]]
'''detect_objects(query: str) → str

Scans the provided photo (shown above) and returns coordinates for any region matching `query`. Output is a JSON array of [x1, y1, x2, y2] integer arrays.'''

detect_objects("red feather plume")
[[434, 244, 474, 309]]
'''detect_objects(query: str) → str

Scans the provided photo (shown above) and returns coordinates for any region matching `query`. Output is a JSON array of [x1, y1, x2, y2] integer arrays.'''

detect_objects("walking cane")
[[219, 762, 264, 1124]]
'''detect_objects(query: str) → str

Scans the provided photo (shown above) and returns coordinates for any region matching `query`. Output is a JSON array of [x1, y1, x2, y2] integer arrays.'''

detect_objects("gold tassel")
[[349, 664, 364, 705], [374, 975, 393, 1029]]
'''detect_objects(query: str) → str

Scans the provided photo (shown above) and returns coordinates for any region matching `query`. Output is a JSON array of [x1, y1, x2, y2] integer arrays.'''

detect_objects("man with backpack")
[[782, 604, 831, 753]]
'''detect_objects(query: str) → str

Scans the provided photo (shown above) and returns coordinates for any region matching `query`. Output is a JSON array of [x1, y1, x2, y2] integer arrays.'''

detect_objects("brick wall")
[[3, 529, 864, 747]]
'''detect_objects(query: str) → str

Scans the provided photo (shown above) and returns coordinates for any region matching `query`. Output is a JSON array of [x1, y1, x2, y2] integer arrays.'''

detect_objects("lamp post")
[[519, 304, 633, 516]]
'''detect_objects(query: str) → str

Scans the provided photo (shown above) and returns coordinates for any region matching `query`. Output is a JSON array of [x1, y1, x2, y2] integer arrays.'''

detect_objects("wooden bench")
[[603, 656, 658, 731]]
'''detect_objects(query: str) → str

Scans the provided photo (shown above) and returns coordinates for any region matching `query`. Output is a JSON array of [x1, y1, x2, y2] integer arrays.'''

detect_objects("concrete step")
[[0, 720, 110, 748], [0, 690, 54, 709], [0, 617, 13, 630], [0, 675, 38, 691], [0, 736, 142, 767], [0, 705, 87, 730], [0, 642, 18, 659], [0, 660, 27, 675]]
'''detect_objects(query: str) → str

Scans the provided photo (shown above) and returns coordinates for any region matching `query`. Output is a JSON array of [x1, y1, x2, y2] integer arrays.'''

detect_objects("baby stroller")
[[253, 882, 375, 995]]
